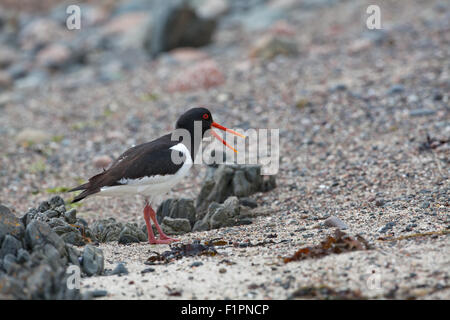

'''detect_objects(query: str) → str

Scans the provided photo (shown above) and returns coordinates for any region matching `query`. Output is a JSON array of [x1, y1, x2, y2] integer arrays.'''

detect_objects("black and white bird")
[[68, 107, 245, 244]]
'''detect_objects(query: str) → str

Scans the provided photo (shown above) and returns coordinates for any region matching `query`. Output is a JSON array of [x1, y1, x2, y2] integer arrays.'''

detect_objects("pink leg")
[[143, 202, 178, 244]]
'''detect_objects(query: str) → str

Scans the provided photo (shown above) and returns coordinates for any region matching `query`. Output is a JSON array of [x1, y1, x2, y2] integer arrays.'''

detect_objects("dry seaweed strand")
[[284, 230, 371, 263], [377, 230, 450, 242]]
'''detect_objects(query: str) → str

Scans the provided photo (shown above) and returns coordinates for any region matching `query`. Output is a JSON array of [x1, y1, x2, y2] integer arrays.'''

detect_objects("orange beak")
[[211, 122, 246, 153]]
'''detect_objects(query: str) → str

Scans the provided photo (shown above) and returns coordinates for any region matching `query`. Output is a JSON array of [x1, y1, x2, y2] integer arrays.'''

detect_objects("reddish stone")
[[167, 60, 225, 92], [93, 155, 112, 169]]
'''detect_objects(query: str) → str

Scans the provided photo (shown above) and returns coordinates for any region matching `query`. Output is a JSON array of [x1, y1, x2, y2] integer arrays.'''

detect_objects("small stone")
[[0, 71, 12, 89], [64, 209, 77, 224], [250, 34, 298, 60], [239, 198, 258, 208], [168, 48, 209, 63], [60, 231, 85, 246], [16, 129, 51, 146], [375, 199, 385, 207], [93, 155, 112, 169], [409, 109, 436, 117], [141, 267, 155, 274], [0, 235, 23, 258], [167, 60, 224, 92], [49, 196, 65, 208], [90, 290, 108, 298], [378, 222, 395, 233], [324, 216, 349, 230], [111, 262, 129, 276], [190, 261, 203, 267], [16, 248, 30, 264], [219, 268, 227, 274], [0, 47, 16, 68], [36, 43, 73, 69], [387, 84, 405, 95], [82, 245, 104, 276], [44, 210, 59, 219]]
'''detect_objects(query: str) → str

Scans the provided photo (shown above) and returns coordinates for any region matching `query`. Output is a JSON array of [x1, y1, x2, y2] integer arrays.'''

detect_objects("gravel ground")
[[1, 0, 449, 299]]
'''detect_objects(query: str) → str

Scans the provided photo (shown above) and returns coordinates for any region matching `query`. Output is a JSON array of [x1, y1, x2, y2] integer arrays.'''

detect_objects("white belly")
[[97, 143, 193, 199]]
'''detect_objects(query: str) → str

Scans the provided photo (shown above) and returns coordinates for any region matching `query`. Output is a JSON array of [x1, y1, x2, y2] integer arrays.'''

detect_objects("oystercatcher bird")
[[69, 107, 244, 244]]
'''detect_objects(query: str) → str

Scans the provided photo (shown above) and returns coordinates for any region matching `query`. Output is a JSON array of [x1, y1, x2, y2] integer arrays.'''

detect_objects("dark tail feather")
[[71, 188, 99, 203], [68, 182, 99, 203], [68, 171, 106, 203], [68, 183, 90, 192]]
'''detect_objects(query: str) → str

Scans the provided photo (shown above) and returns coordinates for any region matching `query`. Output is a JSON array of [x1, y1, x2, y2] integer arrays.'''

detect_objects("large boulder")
[[196, 164, 276, 213], [156, 198, 196, 227], [145, 0, 217, 56]]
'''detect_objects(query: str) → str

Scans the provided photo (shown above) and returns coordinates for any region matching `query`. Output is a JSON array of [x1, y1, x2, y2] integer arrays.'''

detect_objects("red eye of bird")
[[202, 113, 209, 119]]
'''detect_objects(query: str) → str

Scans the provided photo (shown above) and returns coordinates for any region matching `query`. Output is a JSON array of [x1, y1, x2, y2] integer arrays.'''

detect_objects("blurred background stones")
[[0, 0, 309, 91]]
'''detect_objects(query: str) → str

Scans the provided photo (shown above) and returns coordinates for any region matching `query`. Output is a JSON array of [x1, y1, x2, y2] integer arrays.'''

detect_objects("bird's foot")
[[148, 238, 178, 245], [160, 234, 179, 242]]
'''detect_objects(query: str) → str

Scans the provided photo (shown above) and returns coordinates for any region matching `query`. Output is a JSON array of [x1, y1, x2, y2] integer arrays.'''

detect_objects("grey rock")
[[48, 217, 70, 229], [190, 261, 203, 267], [118, 228, 140, 244], [196, 164, 275, 214], [90, 218, 124, 242], [43, 210, 60, 219], [387, 84, 405, 95], [64, 209, 77, 224], [43, 243, 65, 270], [66, 244, 82, 266], [141, 267, 155, 273], [25, 263, 61, 299], [239, 197, 258, 208], [16, 248, 30, 264], [114, 0, 156, 14], [157, 198, 196, 227], [378, 222, 396, 233], [0, 275, 28, 299], [37, 201, 51, 213], [324, 216, 349, 230], [82, 245, 104, 276], [0, 234, 23, 258], [209, 197, 240, 229], [409, 109, 436, 117], [232, 170, 254, 197], [238, 6, 286, 31], [54, 205, 66, 215], [111, 262, 129, 275], [161, 217, 191, 235], [145, 0, 217, 56], [193, 196, 244, 231], [90, 289, 108, 298], [25, 220, 66, 257], [0, 204, 25, 244], [60, 231, 85, 246], [2, 253, 19, 274], [118, 223, 147, 244], [192, 219, 210, 232], [49, 196, 65, 208], [196, 165, 234, 213], [262, 175, 277, 192]]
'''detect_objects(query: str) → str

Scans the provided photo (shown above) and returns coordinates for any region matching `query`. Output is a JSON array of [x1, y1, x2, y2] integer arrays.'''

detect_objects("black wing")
[[69, 134, 185, 202]]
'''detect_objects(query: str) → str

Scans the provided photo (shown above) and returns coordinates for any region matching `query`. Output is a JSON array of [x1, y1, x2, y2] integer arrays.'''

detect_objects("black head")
[[173, 107, 245, 158], [175, 107, 213, 137]]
